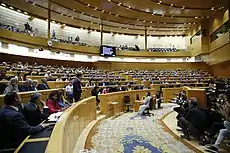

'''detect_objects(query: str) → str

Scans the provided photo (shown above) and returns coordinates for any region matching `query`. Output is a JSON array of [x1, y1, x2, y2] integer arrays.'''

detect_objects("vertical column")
[[47, 0, 51, 39], [100, 24, 104, 46], [144, 26, 147, 50]]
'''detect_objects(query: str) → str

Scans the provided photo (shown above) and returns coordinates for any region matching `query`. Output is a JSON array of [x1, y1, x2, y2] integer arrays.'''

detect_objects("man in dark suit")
[[0, 92, 49, 151], [73, 72, 83, 102], [37, 78, 50, 90]]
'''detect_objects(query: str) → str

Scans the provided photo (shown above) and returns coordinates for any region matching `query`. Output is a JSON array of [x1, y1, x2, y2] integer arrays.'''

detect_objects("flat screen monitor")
[[100, 45, 116, 57]]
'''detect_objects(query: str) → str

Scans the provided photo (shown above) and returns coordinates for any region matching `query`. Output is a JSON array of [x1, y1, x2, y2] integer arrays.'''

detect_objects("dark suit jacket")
[[23, 102, 46, 126], [0, 106, 43, 149], [73, 78, 82, 96], [37, 83, 50, 90], [19, 85, 35, 92]]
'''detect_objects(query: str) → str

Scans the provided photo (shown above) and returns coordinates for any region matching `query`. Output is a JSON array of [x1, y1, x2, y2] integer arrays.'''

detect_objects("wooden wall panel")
[[210, 60, 230, 77], [209, 42, 230, 65]]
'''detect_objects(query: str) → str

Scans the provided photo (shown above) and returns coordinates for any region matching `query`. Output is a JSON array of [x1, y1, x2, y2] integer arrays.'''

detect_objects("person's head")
[[93, 86, 99, 92], [68, 81, 73, 86], [41, 78, 47, 84], [76, 71, 83, 80], [180, 90, 186, 96], [32, 80, 38, 87], [48, 91, 59, 102], [146, 92, 151, 97], [25, 79, 33, 86], [189, 97, 198, 109], [9, 77, 18, 86], [58, 89, 65, 97], [30, 92, 42, 103], [4, 92, 21, 107]]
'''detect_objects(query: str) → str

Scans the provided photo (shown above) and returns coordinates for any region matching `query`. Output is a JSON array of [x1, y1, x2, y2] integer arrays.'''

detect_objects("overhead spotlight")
[[218, 7, 222, 10], [63, 24, 66, 26], [81, 12, 84, 15], [94, 7, 97, 10], [193, 22, 196, 24], [207, 16, 210, 18], [170, 4, 173, 7], [87, 4, 90, 7], [1, 3, 6, 6], [152, 13, 154, 15], [109, 12, 112, 15], [108, 0, 111, 2], [181, 6, 185, 9], [195, 16, 198, 19], [52, 20, 56, 23], [211, 7, 215, 11], [24, 12, 28, 15], [188, 23, 191, 24], [71, 16, 74, 19], [157, 1, 162, 5], [201, 16, 204, 18], [116, 14, 119, 17], [150, 21, 152, 23], [137, 19, 139, 21], [60, 13, 64, 15], [32, 2, 36, 5], [17, 9, 21, 12], [143, 20, 146, 22], [157, 21, 160, 23], [9, 6, 14, 9], [101, 10, 104, 13], [73, 9, 75, 11], [118, 2, 121, 6]]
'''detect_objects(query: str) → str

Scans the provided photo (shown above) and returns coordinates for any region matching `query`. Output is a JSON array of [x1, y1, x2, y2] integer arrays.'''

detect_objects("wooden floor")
[[162, 111, 229, 153]]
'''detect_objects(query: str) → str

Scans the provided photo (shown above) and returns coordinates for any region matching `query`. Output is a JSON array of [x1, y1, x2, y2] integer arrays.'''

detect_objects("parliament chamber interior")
[[0, 0, 229, 153]]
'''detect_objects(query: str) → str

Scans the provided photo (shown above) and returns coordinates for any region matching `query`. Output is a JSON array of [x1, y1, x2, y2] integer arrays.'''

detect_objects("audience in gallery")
[[37, 78, 50, 90], [148, 47, 178, 52], [0, 22, 39, 37], [0, 92, 49, 150]]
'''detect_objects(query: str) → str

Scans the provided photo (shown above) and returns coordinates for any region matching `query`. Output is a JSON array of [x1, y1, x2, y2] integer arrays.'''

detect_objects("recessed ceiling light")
[[24, 12, 28, 15], [150, 21, 152, 23], [63, 24, 66, 26], [193, 22, 196, 24], [157, 1, 162, 5], [9, 6, 14, 9], [195, 16, 198, 19], [161, 14, 164, 17], [116, 14, 119, 17], [17, 9, 21, 12], [73, 9, 75, 11], [118, 2, 121, 6], [94, 7, 97, 10], [52, 21, 55, 23], [143, 20, 146, 22], [111, 32, 113, 34], [211, 7, 215, 11], [32, 2, 35, 5], [87, 4, 90, 7], [137, 19, 139, 21], [152, 13, 154, 15], [181, 6, 185, 9], [188, 23, 191, 24], [218, 7, 222, 10], [109, 12, 112, 15], [108, 0, 111, 2], [201, 16, 204, 18], [157, 21, 160, 23], [170, 4, 173, 7], [101, 10, 104, 13], [1, 3, 6, 6], [80, 27, 83, 30]]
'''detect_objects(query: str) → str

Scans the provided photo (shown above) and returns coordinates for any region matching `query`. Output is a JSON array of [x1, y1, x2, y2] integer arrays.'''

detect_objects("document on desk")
[[48, 112, 63, 122]]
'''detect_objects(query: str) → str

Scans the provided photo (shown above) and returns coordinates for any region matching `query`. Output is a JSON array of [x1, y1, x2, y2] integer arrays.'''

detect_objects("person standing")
[[73, 72, 83, 102]]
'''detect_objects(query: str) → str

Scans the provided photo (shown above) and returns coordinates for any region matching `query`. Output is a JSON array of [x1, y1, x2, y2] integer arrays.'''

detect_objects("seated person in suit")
[[46, 91, 61, 114], [19, 79, 35, 92], [102, 86, 110, 94], [4, 77, 19, 94], [37, 78, 50, 90], [138, 92, 152, 116], [23, 93, 46, 126], [32, 80, 38, 91], [0, 92, 49, 151], [99, 79, 107, 86]]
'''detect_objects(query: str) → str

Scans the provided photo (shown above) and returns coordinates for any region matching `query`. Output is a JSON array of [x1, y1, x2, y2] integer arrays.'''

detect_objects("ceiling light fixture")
[[157, 1, 162, 5], [108, 0, 111, 2], [161, 14, 164, 17], [170, 4, 173, 7], [150, 21, 152, 23], [17, 9, 21, 12], [24, 12, 28, 15], [1, 3, 6, 6], [137, 19, 139, 21], [81, 12, 84, 14], [87, 4, 90, 7], [211, 7, 215, 11], [109, 12, 112, 15], [181, 6, 185, 9], [94, 7, 97, 10], [118, 2, 121, 6], [71, 16, 74, 19], [195, 16, 198, 19], [9, 6, 14, 9], [73, 9, 75, 11], [143, 20, 146, 22], [193, 22, 196, 24], [116, 14, 119, 17], [101, 10, 104, 13]]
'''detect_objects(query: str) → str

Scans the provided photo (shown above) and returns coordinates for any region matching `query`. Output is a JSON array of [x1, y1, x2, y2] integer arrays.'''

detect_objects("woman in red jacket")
[[46, 91, 61, 114]]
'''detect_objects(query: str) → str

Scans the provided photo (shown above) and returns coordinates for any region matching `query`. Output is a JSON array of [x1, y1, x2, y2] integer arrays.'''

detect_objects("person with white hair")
[[4, 77, 19, 94], [19, 79, 34, 92]]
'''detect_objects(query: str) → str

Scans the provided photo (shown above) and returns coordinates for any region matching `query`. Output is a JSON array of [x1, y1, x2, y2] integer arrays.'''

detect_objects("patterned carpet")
[[91, 103, 195, 153]]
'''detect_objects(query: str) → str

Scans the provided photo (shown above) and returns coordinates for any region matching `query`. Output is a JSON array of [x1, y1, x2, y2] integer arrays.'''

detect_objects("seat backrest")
[[124, 95, 130, 104], [148, 97, 153, 110]]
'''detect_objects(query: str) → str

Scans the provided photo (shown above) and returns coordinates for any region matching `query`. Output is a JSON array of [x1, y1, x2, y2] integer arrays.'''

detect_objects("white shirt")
[[66, 85, 73, 93]]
